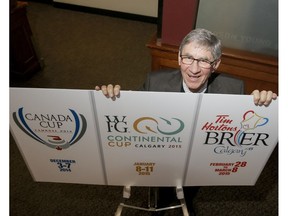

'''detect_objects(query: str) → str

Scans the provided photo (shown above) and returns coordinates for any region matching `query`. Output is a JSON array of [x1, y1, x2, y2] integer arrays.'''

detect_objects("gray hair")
[[179, 28, 222, 60]]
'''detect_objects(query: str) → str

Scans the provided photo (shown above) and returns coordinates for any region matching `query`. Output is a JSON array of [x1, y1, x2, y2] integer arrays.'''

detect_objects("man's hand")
[[95, 84, 121, 100], [251, 90, 277, 106]]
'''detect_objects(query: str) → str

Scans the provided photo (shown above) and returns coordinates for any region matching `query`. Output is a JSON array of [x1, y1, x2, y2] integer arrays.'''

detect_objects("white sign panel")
[[94, 91, 199, 186], [184, 94, 278, 186], [10, 88, 106, 185], [10, 88, 278, 187]]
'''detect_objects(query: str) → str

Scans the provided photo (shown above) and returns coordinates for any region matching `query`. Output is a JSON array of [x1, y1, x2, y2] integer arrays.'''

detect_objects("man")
[[96, 28, 277, 105], [95, 28, 277, 215]]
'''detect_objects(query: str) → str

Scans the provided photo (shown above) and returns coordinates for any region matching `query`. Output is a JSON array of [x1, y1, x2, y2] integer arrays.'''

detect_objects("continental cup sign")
[[105, 115, 185, 149], [12, 107, 87, 150], [94, 91, 200, 186], [102, 115, 189, 185]]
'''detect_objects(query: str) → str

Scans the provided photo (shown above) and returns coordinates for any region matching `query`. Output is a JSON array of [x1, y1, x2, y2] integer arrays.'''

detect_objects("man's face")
[[179, 41, 220, 92]]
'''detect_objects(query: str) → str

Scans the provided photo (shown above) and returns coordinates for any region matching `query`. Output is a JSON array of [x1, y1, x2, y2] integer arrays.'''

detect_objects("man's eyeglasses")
[[180, 55, 217, 69]]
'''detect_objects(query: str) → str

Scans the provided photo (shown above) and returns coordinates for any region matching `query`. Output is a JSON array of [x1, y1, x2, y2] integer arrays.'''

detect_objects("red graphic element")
[[47, 135, 62, 141]]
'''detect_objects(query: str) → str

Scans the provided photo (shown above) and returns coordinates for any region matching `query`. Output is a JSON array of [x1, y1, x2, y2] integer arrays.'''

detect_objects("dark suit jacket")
[[139, 69, 244, 94]]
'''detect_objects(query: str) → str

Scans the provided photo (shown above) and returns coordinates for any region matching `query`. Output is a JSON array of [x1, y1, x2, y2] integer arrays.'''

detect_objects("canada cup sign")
[[12, 107, 87, 150]]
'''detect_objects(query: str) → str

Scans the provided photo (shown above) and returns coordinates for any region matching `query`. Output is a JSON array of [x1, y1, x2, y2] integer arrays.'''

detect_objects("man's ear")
[[178, 52, 181, 66], [212, 59, 221, 71]]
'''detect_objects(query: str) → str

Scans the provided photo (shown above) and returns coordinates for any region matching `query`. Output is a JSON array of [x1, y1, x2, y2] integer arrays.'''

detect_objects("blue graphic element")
[[69, 109, 80, 143], [234, 110, 269, 147]]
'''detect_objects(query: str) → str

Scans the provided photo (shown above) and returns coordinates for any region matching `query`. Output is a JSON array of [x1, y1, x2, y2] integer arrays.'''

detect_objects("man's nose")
[[189, 60, 201, 72]]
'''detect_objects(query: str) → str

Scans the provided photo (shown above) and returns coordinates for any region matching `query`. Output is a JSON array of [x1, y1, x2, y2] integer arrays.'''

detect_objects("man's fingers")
[[107, 84, 114, 98], [251, 89, 277, 106], [114, 85, 121, 97], [251, 89, 260, 105], [101, 85, 109, 97], [96, 84, 122, 100], [263, 91, 273, 106]]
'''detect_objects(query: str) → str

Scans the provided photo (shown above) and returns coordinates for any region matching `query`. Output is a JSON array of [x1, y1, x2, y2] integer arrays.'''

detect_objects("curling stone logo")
[[234, 110, 269, 147], [133, 117, 185, 135], [12, 107, 87, 150]]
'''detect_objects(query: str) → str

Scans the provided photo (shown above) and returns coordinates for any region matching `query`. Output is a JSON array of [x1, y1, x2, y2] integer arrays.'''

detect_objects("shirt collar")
[[182, 80, 207, 93]]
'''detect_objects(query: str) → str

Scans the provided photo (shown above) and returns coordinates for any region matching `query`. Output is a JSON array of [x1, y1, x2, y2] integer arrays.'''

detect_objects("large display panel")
[[10, 88, 278, 186]]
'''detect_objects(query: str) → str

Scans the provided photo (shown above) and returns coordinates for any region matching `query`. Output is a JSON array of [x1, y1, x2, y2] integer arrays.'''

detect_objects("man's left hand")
[[251, 90, 278, 106]]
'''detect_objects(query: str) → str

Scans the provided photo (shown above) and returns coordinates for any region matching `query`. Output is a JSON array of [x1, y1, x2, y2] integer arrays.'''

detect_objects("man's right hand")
[[95, 84, 121, 100]]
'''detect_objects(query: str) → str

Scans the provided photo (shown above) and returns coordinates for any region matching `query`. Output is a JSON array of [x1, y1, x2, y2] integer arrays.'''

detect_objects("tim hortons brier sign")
[[10, 88, 278, 186]]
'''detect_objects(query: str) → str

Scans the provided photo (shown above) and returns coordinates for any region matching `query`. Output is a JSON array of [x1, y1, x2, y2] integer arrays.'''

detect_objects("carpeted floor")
[[10, 2, 278, 216]]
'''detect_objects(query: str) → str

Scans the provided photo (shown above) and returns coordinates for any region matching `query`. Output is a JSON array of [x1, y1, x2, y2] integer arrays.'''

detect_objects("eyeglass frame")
[[180, 54, 218, 69]]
